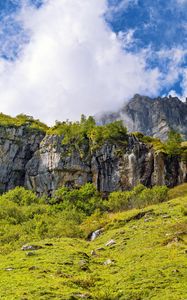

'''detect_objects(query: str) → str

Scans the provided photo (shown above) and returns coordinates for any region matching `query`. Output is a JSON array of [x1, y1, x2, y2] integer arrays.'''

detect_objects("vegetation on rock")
[[0, 113, 48, 132], [132, 129, 187, 161], [48, 116, 128, 152]]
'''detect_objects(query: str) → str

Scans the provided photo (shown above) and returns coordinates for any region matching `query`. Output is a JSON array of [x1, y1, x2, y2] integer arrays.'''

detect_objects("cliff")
[[0, 125, 44, 193], [98, 94, 187, 140], [0, 122, 186, 195]]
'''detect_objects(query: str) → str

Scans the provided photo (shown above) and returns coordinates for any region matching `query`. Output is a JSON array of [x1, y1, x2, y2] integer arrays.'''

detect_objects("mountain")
[[98, 94, 187, 140]]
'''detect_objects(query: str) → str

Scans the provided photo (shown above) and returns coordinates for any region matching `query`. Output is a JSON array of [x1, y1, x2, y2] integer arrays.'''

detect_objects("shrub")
[[0, 187, 39, 206], [0, 199, 26, 224], [165, 129, 182, 156], [50, 183, 104, 216], [48, 117, 127, 152], [108, 191, 131, 212], [107, 184, 168, 212], [33, 208, 84, 239]]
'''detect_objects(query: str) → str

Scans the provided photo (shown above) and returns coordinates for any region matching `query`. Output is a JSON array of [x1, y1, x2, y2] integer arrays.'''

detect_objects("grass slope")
[[0, 188, 187, 299]]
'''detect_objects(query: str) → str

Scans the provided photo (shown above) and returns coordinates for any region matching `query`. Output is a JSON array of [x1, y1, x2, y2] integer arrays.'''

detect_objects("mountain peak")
[[99, 95, 187, 140]]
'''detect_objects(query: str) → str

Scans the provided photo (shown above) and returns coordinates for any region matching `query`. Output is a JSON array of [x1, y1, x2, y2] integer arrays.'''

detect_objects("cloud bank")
[[0, 0, 184, 124]]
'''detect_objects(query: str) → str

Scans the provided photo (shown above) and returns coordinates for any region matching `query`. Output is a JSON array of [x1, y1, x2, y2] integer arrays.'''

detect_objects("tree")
[[165, 129, 182, 156]]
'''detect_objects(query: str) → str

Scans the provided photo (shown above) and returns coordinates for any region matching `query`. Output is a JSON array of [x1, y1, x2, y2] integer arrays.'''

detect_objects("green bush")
[[0, 182, 169, 248], [48, 117, 127, 153], [108, 191, 131, 212], [50, 183, 104, 216], [107, 184, 168, 212], [0, 187, 40, 206], [165, 129, 182, 156]]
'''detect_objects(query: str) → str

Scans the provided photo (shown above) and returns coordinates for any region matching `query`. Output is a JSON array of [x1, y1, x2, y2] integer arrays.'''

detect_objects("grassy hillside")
[[0, 185, 187, 299]]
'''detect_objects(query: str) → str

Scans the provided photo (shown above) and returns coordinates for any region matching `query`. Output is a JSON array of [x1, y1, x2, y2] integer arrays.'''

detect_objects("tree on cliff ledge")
[[165, 130, 182, 156]]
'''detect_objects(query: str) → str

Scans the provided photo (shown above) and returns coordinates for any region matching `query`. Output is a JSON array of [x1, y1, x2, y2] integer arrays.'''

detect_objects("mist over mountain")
[[98, 94, 187, 140]]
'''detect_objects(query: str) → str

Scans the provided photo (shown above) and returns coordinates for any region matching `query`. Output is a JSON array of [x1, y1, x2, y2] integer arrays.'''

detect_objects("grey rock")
[[105, 239, 116, 247], [90, 228, 103, 241], [90, 250, 97, 256], [98, 94, 187, 140], [25, 134, 92, 196], [21, 244, 43, 251], [103, 259, 113, 265], [0, 125, 44, 193], [24, 134, 187, 194]]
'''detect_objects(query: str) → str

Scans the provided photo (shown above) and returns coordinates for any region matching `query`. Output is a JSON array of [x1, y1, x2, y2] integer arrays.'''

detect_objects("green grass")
[[168, 183, 187, 200], [0, 186, 187, 299]]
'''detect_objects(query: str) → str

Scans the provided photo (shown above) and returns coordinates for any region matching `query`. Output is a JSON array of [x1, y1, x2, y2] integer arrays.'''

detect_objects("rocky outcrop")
[[24, 134, 187, 195], [98, 94, 187, 140], [0, 125, 44, 193], [25, 135, 92, 195], [0, 124, 186, 195]]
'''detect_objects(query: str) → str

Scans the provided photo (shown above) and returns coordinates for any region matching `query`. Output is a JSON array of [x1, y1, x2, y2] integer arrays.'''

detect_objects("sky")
[[0, 0, 187, 124]]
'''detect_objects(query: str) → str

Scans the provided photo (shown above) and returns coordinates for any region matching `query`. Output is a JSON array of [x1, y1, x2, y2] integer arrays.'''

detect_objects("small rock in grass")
[[162, 214, 171, 219], [91, 250, 97, 256], [21, 244, 43, 251], [105, 239, 116, 247], [89, 228, 104, 241], [103, 259, 113, 265], [44, 243, 53, 246], [5, 267, 14, 271], [172, 269, 179, 273]]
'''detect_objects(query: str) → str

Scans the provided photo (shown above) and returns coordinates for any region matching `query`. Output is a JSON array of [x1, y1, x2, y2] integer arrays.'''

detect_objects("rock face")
[[98, 94, 187, 140], [24, 134, 187, 195], [0, 124, 186, 195], [0, 125, 44, 193]]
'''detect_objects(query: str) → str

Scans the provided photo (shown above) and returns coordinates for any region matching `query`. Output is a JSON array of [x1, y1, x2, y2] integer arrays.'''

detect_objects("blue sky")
[[107, 0, 187, 96], [0, 0, 186, 123]]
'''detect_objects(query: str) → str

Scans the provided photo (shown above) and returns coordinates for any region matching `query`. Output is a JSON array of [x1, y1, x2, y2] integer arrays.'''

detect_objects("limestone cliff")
[[24, 134, 187, 195], [0, 125, 44, 193], [0, 124, 186, 195]]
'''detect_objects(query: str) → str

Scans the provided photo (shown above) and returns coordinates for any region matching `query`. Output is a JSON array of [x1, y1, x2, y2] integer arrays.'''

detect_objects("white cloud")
[[176, 0, 187, 4], [0, 0, 165, 124], [107, 0, 138, 15], [157, 48, 187, 85], [117, 29, 136, 48]]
